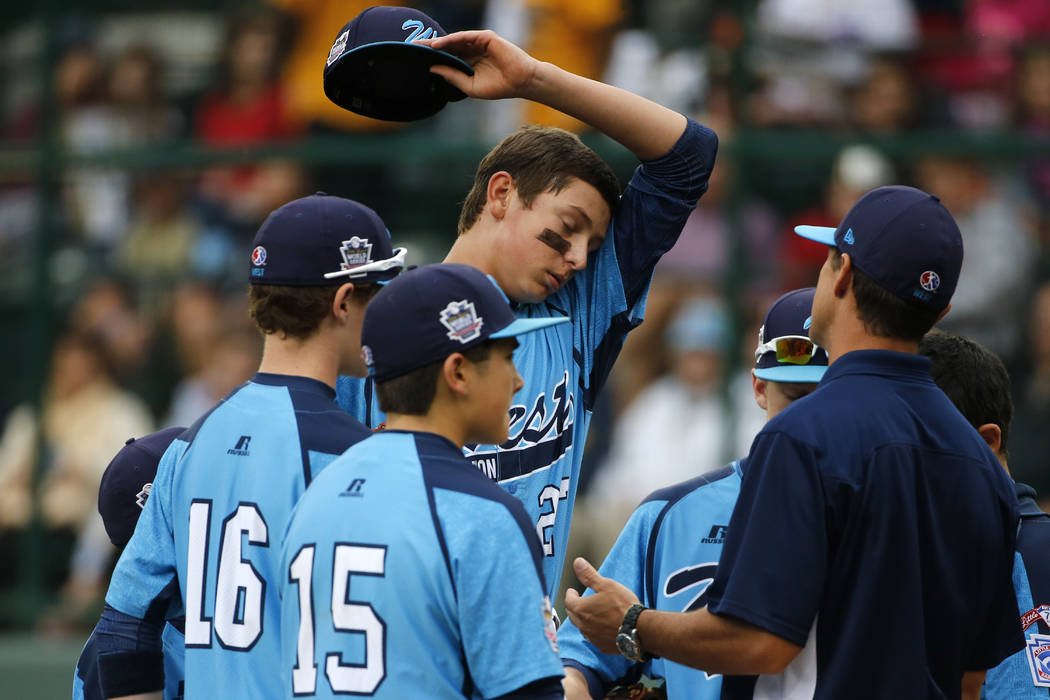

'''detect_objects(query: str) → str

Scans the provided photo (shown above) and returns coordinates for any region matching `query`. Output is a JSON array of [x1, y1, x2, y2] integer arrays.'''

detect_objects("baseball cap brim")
[[754, 365, 828, 383], [490, 316, 570, 338], [324, 42, 475, 121], [794, 225, 837, 246]]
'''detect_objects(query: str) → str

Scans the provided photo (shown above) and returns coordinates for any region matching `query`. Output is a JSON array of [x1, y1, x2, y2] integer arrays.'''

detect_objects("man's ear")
[[976, 422, 1002, 455], [486, 171, 515, 220], [833, 253, 853, 298], [441, 353, 471, 398], [331, 282, 356, 321], [752, 371, 768, 411]]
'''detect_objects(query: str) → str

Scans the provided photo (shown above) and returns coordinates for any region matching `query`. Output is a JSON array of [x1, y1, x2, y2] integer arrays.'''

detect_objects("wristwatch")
[[615, 603, 652, 663]]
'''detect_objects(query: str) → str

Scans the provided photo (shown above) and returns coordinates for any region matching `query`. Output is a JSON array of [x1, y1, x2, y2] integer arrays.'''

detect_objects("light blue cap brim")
[[490, 316, 570, 338], [754, 365, 828, 383], [794, 225, 837, 246]]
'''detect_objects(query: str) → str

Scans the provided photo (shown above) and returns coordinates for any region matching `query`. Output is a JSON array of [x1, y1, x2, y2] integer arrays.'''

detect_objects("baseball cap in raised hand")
[[794, 185, 963, 312], [323, 6, 474, 122], [754, 287, 829, 384], [249, 193, 406, 286], [361, 263, 569, 382], [98, 426, 185, 548]]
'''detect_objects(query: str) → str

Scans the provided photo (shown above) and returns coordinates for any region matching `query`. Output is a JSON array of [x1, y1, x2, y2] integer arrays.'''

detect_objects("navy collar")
[[1015, 482, 1047, 518], [250, 372, 337, 400], [820, 349, 932, 386], [380, 429, 464, 457]]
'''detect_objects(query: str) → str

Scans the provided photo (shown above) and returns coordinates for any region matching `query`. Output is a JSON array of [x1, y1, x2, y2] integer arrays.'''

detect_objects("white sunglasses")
[[754, 335, 822, 365], [323, 247, 408, 280]]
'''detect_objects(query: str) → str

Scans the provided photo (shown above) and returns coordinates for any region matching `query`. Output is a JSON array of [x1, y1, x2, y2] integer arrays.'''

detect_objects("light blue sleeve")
[[558, 502, 664, 688], [105, 441, 185, 619], [435, 490, 563, 697], [334, 375, 386, 428], [982, 552, 1047, 700]]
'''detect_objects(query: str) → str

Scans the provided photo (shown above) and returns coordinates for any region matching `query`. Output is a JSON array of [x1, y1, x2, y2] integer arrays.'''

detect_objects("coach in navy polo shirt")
[[565, 186, 1024, 699]]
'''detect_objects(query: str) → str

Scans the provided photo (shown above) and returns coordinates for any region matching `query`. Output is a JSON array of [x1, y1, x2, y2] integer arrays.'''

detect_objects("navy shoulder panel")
[[640, 462, 737, 507], [289, 384, 371, 458], [416, 433, 546, 587]]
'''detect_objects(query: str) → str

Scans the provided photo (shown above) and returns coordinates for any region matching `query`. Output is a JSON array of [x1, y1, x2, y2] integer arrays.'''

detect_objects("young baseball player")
[[279, 263, 569, 699], [918, 329, 1050, 700], [332, 9, 719, 601], [557, 288, 828, 700], [92, 193, 406, 700], [564, 186, 1023, 700], [73, 426, 185, 700]]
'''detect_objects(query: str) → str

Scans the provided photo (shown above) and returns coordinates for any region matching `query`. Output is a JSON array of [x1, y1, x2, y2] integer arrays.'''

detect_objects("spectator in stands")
[[1007, 282, 1050, 504], [0, 330, 153, 627]]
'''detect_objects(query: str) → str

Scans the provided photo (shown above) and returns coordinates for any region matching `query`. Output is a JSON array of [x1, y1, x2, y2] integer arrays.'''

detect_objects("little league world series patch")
[[1026, 634, 1050, 687]]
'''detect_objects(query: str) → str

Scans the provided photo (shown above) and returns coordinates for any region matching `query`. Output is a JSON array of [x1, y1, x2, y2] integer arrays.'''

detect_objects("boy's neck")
[[444, 228, 495, 276], [384, 408, 467, 449], [256, 331, 340, 390]]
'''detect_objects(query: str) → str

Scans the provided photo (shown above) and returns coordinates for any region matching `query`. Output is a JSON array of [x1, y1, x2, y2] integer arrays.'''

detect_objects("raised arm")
[[423, 30, 687, 160]]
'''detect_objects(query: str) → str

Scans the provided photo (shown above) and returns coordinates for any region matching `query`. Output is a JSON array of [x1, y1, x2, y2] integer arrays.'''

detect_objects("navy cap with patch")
[[323, 6, 474, 122], [794, 185, 963, 311], [249, 193, 406, 286], [362, 263, 569, 382], [97, 426, 185, 548], [754, 288, 828, 383]]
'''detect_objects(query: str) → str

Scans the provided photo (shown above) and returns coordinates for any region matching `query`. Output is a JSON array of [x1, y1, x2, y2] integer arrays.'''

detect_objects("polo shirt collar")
[[820, 349, 932, 386]]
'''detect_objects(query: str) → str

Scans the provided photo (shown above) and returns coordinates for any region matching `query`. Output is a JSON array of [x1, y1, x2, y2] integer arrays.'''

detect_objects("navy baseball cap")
[[362, 263, 569, 382], [323, 6, 474, 122], [794, 185, 963, 311], [754, 288, 829, 383], [249, 193, 406, 286], [98, 426, 185, 548]]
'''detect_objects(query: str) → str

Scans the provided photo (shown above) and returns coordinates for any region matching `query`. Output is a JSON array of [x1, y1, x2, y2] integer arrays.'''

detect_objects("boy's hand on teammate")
[[564, 557, 639, 654], [420, 30, 540, 101]]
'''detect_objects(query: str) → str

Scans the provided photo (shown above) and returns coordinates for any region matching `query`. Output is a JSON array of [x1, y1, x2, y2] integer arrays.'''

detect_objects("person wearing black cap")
[[557, 289, 828, 700], [93, 194, 406, 700], [279, 263, 570, 699], [329, 8, 719, 609], [563, 186, 1023, 700], [73, 426, 184, 700]]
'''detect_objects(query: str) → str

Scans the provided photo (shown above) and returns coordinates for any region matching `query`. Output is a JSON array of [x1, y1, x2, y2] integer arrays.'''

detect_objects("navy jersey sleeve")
[[705, 431, 825, 646]]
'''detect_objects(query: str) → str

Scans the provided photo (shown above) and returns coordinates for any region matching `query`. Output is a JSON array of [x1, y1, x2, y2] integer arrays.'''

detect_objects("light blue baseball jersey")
[[337, 119, 717, 596], [279, 430, 563, 699], [558, 462, 741, 699], [74, 620, 185, 700], [100, 373, 371, 699]]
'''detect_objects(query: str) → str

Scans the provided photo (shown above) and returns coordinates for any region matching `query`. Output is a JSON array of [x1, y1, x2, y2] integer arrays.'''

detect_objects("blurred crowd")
[[0, 0, 1048, 632]]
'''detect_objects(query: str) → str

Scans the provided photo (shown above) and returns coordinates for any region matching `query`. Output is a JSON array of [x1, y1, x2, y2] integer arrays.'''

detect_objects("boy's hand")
[[420, 30, 540, 101]]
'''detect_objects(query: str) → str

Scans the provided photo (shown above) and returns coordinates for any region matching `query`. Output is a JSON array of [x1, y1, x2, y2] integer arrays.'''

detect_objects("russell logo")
[[251, 246, 267, 266], [920, 270, 940, 292], [843, 228, 855, 245], [803, 316, 812, 330]]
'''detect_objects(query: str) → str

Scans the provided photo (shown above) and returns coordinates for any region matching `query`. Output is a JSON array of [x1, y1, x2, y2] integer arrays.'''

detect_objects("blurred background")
[[0, 0, 1048, 695]]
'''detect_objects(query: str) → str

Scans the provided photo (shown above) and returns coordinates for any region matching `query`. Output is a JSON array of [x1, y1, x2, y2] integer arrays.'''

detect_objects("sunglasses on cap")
[[324, 247, 408, 281], [754, 335, 821, 365]]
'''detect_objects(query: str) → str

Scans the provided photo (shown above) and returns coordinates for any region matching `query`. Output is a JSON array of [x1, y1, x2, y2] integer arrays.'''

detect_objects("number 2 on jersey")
[[288, 543, 387, 696]]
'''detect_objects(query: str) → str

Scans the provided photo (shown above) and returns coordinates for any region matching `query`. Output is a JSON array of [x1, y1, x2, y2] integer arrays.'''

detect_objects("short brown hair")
[[375, 341, 495, 416], [249, 283, 376, 340], [832, 248, 941, 342], [457, 126, 620, 234]]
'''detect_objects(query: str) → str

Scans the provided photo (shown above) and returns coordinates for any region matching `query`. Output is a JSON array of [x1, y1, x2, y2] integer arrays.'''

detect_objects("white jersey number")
[[536, 478, 571, 557], [185, 501, 269, 650], [289, 543, 388, 696]]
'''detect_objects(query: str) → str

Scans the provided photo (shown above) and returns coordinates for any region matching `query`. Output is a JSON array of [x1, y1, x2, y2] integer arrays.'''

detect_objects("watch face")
[[616, 631, 641, 662]]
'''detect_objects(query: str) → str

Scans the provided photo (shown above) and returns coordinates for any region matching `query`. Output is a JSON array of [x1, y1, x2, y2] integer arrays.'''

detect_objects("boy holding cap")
[[94, 194, 405, 700], [564, 186, 1023, 699], [279, 263, 569, 699], [558, 288, 828, 700], [330, 8, 719, 607], [74, 426, 185, 700]]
